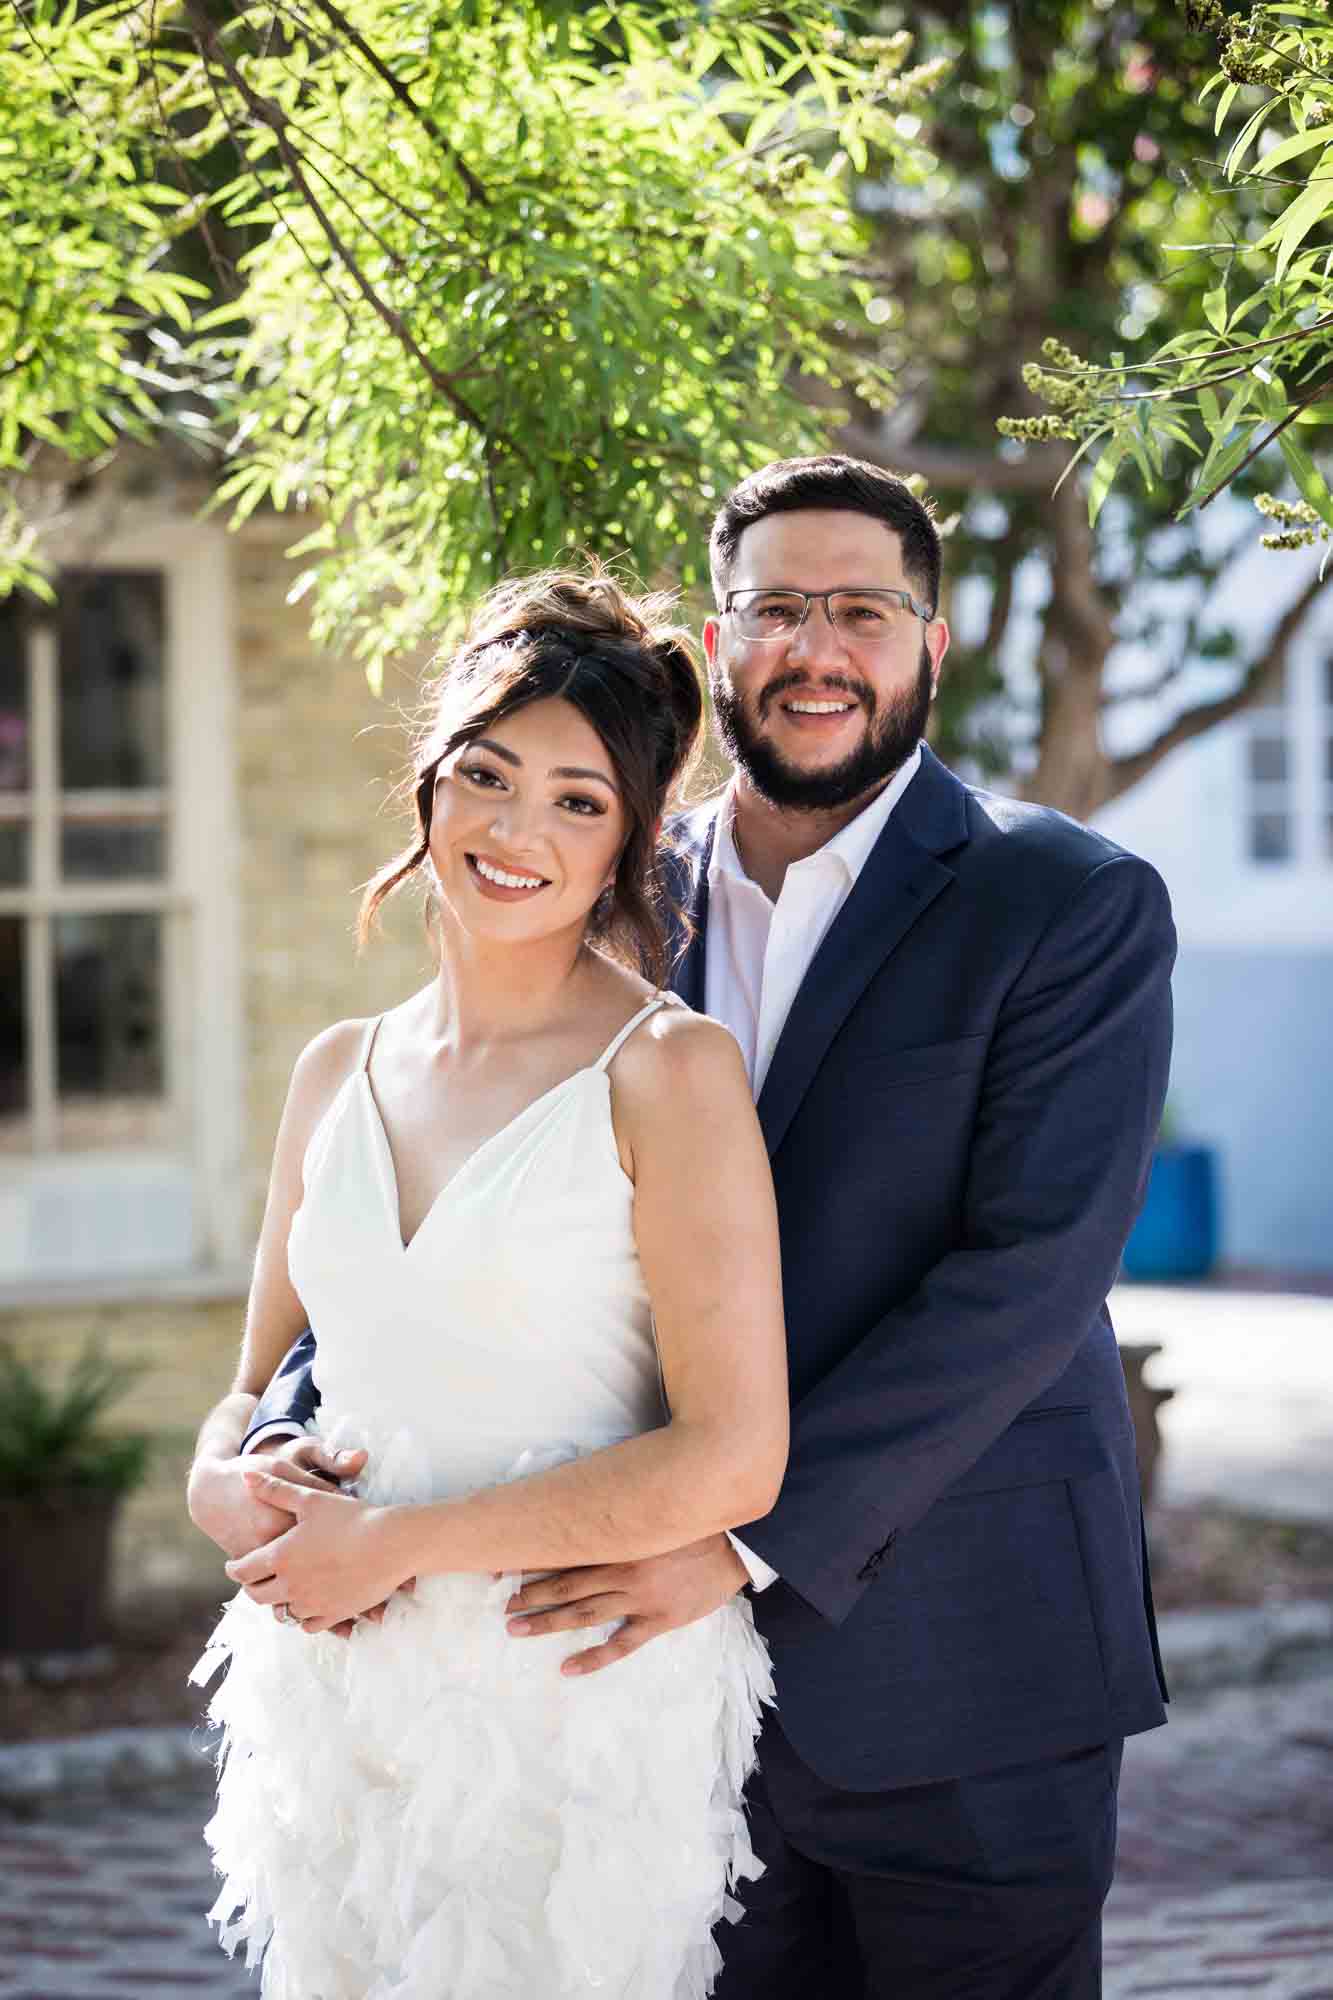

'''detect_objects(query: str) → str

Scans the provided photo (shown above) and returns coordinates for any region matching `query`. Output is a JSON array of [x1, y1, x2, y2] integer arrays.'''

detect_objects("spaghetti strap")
[[594, 994, 674, 1072], [357, 1015, 384, 1072]]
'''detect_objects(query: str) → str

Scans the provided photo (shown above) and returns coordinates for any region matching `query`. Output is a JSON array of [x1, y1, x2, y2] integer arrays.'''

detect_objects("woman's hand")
[[225, 1465, 414, 1632], [188, 1437, 367, 1561]]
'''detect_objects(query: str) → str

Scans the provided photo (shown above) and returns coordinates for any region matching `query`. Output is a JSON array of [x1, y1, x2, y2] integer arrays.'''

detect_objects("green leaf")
[[1247, 122, 1333, 178], [1225, 97, 1279, 181], [1251, 366, 1288, 424], [1213, 81, 1239, 136], [1087, 436, 1127, 525], [1203, 281, 1229, 336], [1180, 428, 1259, 514], [1259, 157, 1333, 281], [1278, 428, 1333, 530], [1050, 423, 1113, 498], [1125, 426, 1157, 489]]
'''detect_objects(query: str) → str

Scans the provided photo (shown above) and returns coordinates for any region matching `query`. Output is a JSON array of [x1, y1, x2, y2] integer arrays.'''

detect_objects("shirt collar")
[[708, 741, 923, 894]]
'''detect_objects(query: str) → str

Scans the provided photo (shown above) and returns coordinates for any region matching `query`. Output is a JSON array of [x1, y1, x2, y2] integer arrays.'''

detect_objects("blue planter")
[[1122, 1144, 1219, 1280]]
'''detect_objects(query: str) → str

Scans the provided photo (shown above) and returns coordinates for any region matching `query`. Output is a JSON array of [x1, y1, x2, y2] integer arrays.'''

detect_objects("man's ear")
[[927, 616, 951, 697], [702, 616, 720, 666]]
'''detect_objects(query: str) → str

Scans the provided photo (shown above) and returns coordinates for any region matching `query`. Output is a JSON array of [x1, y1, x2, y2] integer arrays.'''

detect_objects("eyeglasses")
[[724, 587, 933, 645]]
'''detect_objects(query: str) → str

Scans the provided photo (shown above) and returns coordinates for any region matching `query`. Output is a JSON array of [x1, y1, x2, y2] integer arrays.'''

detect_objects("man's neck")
[[730, 770, 892, 904]]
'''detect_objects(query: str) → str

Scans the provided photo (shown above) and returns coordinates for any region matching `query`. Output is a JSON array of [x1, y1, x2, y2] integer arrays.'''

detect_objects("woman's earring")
[[593, 884, 615, 925]]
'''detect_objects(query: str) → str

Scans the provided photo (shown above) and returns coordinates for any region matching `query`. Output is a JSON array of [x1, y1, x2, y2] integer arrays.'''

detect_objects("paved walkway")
[[1112, 1281, 1333, 1523], [1, 1670, 1330, 1997], [1105, 1672, 1333, 1996]]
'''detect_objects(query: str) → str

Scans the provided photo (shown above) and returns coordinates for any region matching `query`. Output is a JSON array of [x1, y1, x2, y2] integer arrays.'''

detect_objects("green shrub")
[[0, 1338, 149, 1500]]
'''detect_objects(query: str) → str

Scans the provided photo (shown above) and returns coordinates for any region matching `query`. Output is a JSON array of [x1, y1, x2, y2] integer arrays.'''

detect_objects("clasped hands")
[[224, 1443, 749, 1674]]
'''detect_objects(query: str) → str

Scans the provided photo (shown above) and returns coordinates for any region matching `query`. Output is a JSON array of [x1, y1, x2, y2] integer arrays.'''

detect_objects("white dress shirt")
[[708, 744, 924, 1590], [251, 746, 925, 1599]]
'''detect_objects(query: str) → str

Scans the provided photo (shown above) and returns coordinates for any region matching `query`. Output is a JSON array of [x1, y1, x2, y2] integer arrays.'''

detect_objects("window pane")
[[1248, 736, 1288, 785], [58, 571, 166, 790], [61, 817, 166, 881], [0, 916, 28, 1151], [0, 820, 28, 886], [1250, 812, 1291, 863], [0, 596, 28, 793], [55, 911, 165, 1147]]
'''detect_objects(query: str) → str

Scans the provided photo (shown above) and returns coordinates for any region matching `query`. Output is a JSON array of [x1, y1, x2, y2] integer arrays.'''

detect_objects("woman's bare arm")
[[186, 1022, 368, 1553]]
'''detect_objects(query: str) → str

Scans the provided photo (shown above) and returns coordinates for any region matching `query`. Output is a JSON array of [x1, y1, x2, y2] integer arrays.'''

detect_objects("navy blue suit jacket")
[[247, 746, 1173, 1791]]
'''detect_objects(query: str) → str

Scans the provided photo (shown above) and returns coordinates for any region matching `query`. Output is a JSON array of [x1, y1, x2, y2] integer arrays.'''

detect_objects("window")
[[1243, 648, 1333, 872], [1244, 671, 1292, 865], [0, 526, 242, 1288], [0, 575, 175, 1156]]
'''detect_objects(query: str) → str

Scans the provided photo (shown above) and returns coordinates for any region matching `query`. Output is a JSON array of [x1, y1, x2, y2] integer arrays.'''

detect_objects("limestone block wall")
[[2, 503, 438, 1612], [230, 515, 433, 1236]]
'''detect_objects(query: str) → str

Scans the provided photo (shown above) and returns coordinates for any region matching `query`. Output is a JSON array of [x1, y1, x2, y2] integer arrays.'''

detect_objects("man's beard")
[[712, 643, 933, 813]]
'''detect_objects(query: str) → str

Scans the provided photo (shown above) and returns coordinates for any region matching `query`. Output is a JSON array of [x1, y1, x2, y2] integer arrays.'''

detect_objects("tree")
[[2, 0, 944, 679], [0, 2, 208, 593], [839, 0, 1329, 819], [1012, 1, 1333, 556]]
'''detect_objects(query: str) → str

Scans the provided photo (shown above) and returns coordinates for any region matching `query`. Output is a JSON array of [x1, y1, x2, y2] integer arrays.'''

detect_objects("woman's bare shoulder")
[[609, 1001, 750, 1114], [281, 1018, 376, 1143]]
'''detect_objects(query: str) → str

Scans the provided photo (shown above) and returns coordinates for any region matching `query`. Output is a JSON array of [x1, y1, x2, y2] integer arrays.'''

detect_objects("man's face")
[[704, 510, 950, 812]]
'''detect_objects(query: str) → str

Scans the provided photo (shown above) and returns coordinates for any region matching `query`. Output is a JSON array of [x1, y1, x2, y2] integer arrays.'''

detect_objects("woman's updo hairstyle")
[[359, 565, 706, 986]]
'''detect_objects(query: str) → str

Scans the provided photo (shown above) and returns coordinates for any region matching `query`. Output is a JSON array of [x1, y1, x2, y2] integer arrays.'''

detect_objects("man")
[[192, 455, 1173, 1997]]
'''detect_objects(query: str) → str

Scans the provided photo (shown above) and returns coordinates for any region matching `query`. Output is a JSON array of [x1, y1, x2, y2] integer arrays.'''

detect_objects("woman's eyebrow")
[[471, 739, 616, 790], [471, 736, 521, 766], [549, 765, 617, 789]]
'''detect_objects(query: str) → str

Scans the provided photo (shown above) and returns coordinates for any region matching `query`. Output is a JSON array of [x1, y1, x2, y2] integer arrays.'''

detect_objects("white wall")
[[1095, 637, 1332, 1273]]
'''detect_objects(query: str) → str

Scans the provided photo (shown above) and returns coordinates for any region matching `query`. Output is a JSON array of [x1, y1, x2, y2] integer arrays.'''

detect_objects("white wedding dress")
[[193, 995, 772, 2000]]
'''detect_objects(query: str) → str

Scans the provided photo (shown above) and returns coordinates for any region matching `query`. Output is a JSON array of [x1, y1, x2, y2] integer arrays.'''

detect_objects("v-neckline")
[[358, 1066, 603, 1255]]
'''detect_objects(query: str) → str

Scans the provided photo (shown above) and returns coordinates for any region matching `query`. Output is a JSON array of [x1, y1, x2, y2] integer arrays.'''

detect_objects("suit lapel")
[[665, 806, 716, 1011], [755, 748, 971, 1158]]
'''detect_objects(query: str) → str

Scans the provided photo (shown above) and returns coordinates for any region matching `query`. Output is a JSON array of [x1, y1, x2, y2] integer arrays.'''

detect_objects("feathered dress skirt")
[[192, 1453, 772, 1999]]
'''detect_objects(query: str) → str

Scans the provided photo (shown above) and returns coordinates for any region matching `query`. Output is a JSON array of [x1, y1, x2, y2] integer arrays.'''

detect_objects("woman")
[[189, 569, 788, 2000]]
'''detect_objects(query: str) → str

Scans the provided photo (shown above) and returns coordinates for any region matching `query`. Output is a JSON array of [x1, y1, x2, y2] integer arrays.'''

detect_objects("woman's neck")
[[424, 922, 596, 1057]]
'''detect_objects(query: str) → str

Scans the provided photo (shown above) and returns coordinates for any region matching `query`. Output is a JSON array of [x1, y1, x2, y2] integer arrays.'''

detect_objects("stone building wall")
[[2, 498, 434, 1611]]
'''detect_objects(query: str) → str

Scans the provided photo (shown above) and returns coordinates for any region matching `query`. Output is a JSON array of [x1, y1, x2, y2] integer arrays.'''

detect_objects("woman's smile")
[[466, 851, 552, 899]]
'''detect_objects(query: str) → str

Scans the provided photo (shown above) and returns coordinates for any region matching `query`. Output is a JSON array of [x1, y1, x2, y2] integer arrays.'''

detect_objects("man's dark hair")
[[708, 454, 941, 614]]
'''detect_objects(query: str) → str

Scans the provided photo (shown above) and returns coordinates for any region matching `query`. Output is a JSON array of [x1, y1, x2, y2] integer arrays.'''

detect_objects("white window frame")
[[1243, 646, 1333, 873], [1243, 695, 1294, 866], [0, 507, 245, 1294]]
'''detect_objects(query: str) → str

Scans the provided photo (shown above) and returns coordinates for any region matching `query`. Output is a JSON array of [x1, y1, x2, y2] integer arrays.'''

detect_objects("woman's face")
[[429, 695, 627, 946]]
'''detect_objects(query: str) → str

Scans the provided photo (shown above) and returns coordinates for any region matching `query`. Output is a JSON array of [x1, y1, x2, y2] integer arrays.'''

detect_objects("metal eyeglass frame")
[[723, 587, 935, 638]]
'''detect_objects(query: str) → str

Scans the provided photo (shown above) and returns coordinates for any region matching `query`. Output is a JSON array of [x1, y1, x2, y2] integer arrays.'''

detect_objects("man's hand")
[[504, 1532, 749, 1677], [187, 1438, 367, 1561]]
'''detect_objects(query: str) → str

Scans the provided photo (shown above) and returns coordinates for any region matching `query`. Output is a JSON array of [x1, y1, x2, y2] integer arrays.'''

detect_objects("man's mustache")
[[757, 670, 877, 720]]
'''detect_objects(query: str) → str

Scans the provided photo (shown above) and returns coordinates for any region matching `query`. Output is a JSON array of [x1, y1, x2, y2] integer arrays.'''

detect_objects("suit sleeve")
[[239, 1327, 321, 1450], [736, 853, 1176, 1625]]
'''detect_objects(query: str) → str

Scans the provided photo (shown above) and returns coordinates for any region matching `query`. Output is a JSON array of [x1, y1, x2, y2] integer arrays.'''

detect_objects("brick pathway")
[[1, 1671, 1330, 1997], [1104, 1671, 1333, 1998], [0, 1796, 249, 1999]]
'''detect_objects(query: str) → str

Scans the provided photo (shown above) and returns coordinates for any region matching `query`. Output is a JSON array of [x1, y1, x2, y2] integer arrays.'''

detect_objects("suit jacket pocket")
[[944, 1406, 1106, 1497], [856, 1033, 987, 1089]]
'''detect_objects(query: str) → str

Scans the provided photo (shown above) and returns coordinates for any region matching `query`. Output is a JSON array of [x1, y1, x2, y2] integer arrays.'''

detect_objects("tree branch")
[[181, 0, 506, 452], [1104, 562, 1326, 802], [1049, 475, 1117, 658], [296, 0, 489, 206], [980, 544, 1016, 659], [839, 421, 1062, 493]]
